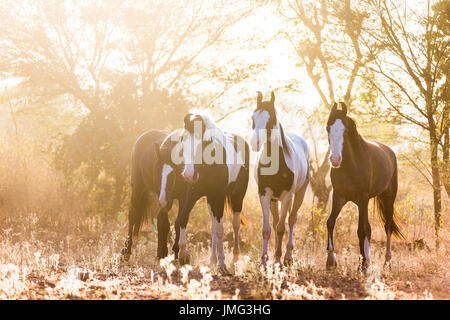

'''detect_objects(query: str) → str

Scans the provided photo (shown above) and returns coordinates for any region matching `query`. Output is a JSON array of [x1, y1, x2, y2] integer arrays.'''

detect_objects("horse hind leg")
[[157, 206, 171, 259], [377, 194, 396, 268], [284, 184, 307, 266], [121, 188, 146, 261], [326, 192, 346, 270], [275, 193, 293, 265]]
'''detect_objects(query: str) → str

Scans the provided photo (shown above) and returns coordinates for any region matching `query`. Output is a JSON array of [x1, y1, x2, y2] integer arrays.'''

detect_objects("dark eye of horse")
[[252, 118, 255, 129]]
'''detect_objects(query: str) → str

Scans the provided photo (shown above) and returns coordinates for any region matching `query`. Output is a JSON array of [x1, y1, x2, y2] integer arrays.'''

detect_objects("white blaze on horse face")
[[159, 164, 173, 208], [182, 127, 202, 182], [251, 110, 270, 152], [329, 119, 345, 167]]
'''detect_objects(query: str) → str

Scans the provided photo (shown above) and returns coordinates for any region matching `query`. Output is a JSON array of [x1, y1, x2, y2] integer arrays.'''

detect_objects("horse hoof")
[[120, 247, 130, 262], [218, 264, 230, 276], [274, 257, 282, 267], [157, 247, 169, 260], [260, 254, 269, 267], [284, 257, 293, 267], [358, 261, 370, 274], [179, 252, 190, 265], [383, 260, 392, 271], [326, 252, 337, 270]]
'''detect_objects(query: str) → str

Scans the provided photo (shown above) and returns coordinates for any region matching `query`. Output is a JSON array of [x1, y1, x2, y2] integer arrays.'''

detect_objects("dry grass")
[[0, 196, 448, 300]]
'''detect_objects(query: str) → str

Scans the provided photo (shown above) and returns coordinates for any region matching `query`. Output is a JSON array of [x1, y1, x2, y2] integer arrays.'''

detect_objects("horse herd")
[[120, 91, 403, 274]]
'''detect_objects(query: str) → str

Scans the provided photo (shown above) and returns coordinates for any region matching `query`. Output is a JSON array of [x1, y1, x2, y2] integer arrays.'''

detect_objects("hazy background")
[[0, 0, 448, 255]]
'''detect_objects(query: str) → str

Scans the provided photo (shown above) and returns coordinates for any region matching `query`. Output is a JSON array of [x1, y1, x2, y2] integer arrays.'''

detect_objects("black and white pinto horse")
[[325, 102, 403, 272], [251, 92, 310, 266], [167, 110, 250, 274]]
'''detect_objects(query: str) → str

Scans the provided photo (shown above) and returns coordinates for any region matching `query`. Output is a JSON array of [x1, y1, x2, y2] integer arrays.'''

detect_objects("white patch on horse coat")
[[329, 119, 345, 162], [254, 121, 309, 194], [364, 237, 370, 262], [182, 127, 202, 181], [179, 228, 187, 247], [260, 188, 272, 258], [328, 237, 334, 251], [251, 110, 270, 151], [183, 109, 245, 185], [159, 164, 173, 207]]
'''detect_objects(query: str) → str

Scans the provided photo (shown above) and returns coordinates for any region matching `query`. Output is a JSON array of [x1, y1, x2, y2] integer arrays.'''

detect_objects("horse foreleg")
[[357, 196, 371, 273], [157, 207, 171, 259], [285, 184, 307, 266], [232, 211, 241, 264], [270, 200, 279, 258], [274, 193, 293, 265], [208, 195, 228, 274], [176, 196, 196, 265], [208, 203, 218, 267], [326, 192, 346, 270], [260, 189, 273, 266]]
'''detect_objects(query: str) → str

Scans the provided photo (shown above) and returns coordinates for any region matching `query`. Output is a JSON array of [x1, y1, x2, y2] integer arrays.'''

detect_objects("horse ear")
[[154, 142, 161, 161], [339, 102, 348, 115], [270, 91, 275, 105], [256, 91, 262, 108], [331, 102, 337, 112], [183, 113, 191, 128]]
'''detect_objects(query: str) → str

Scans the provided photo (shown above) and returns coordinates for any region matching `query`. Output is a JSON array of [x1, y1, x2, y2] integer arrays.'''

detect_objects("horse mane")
[[187, 108, 226, 143], [346, 116, 363, 145], [278, 122, 291, 158], [188, 108, 217, 130]]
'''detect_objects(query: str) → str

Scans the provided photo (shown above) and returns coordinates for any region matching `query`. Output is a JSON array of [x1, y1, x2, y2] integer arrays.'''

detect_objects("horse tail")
[[129, 146, 149, 237], [129, 178, 149, 237], [374, 196, 404, 239]]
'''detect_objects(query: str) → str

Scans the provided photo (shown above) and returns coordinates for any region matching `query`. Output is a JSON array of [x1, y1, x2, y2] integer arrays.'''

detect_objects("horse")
[[120, 130, 171, 261], [173, 109, 250, 274], [251, 91, 310, 266], [325, 102, 403, 272]]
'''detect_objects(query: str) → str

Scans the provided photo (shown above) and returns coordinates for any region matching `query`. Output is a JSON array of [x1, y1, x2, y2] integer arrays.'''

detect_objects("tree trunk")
[[429, 122, 442, 248], [442, 119, 449, 197], [310, 150, 332, 211]]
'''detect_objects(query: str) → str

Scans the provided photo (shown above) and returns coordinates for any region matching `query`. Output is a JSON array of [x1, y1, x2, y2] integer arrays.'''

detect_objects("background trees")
[[0, 0, 447, 244], [361, 0, 449, 245], [0, 0, 255, 216]]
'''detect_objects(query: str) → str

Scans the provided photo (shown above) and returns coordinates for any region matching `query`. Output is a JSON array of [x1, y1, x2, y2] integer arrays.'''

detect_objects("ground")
[[0, 203, 448, 300]]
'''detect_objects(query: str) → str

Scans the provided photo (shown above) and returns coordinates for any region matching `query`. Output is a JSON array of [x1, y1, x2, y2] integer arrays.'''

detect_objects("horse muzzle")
[[330, 154, 342, 168]]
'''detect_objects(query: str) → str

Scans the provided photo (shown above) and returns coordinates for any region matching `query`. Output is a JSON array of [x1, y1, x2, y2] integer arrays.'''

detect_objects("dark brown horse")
[[120, 130, 170, 261], [325, 102, 403, 272]]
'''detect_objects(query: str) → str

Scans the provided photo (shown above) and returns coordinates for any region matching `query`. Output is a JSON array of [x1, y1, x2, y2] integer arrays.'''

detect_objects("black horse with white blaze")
[[167, 110, 250, 274], [251, 91, 310, 266], [325, 102, 403, 272]]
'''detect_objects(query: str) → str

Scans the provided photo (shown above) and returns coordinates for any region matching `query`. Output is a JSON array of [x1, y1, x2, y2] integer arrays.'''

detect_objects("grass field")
[[0, 186, 448, 300]]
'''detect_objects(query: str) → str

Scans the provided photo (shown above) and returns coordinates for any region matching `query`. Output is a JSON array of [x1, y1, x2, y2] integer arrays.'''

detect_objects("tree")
[[362, 0, 449, 245], [0, 0, 255, 216], [278, 0, 372, 210]]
